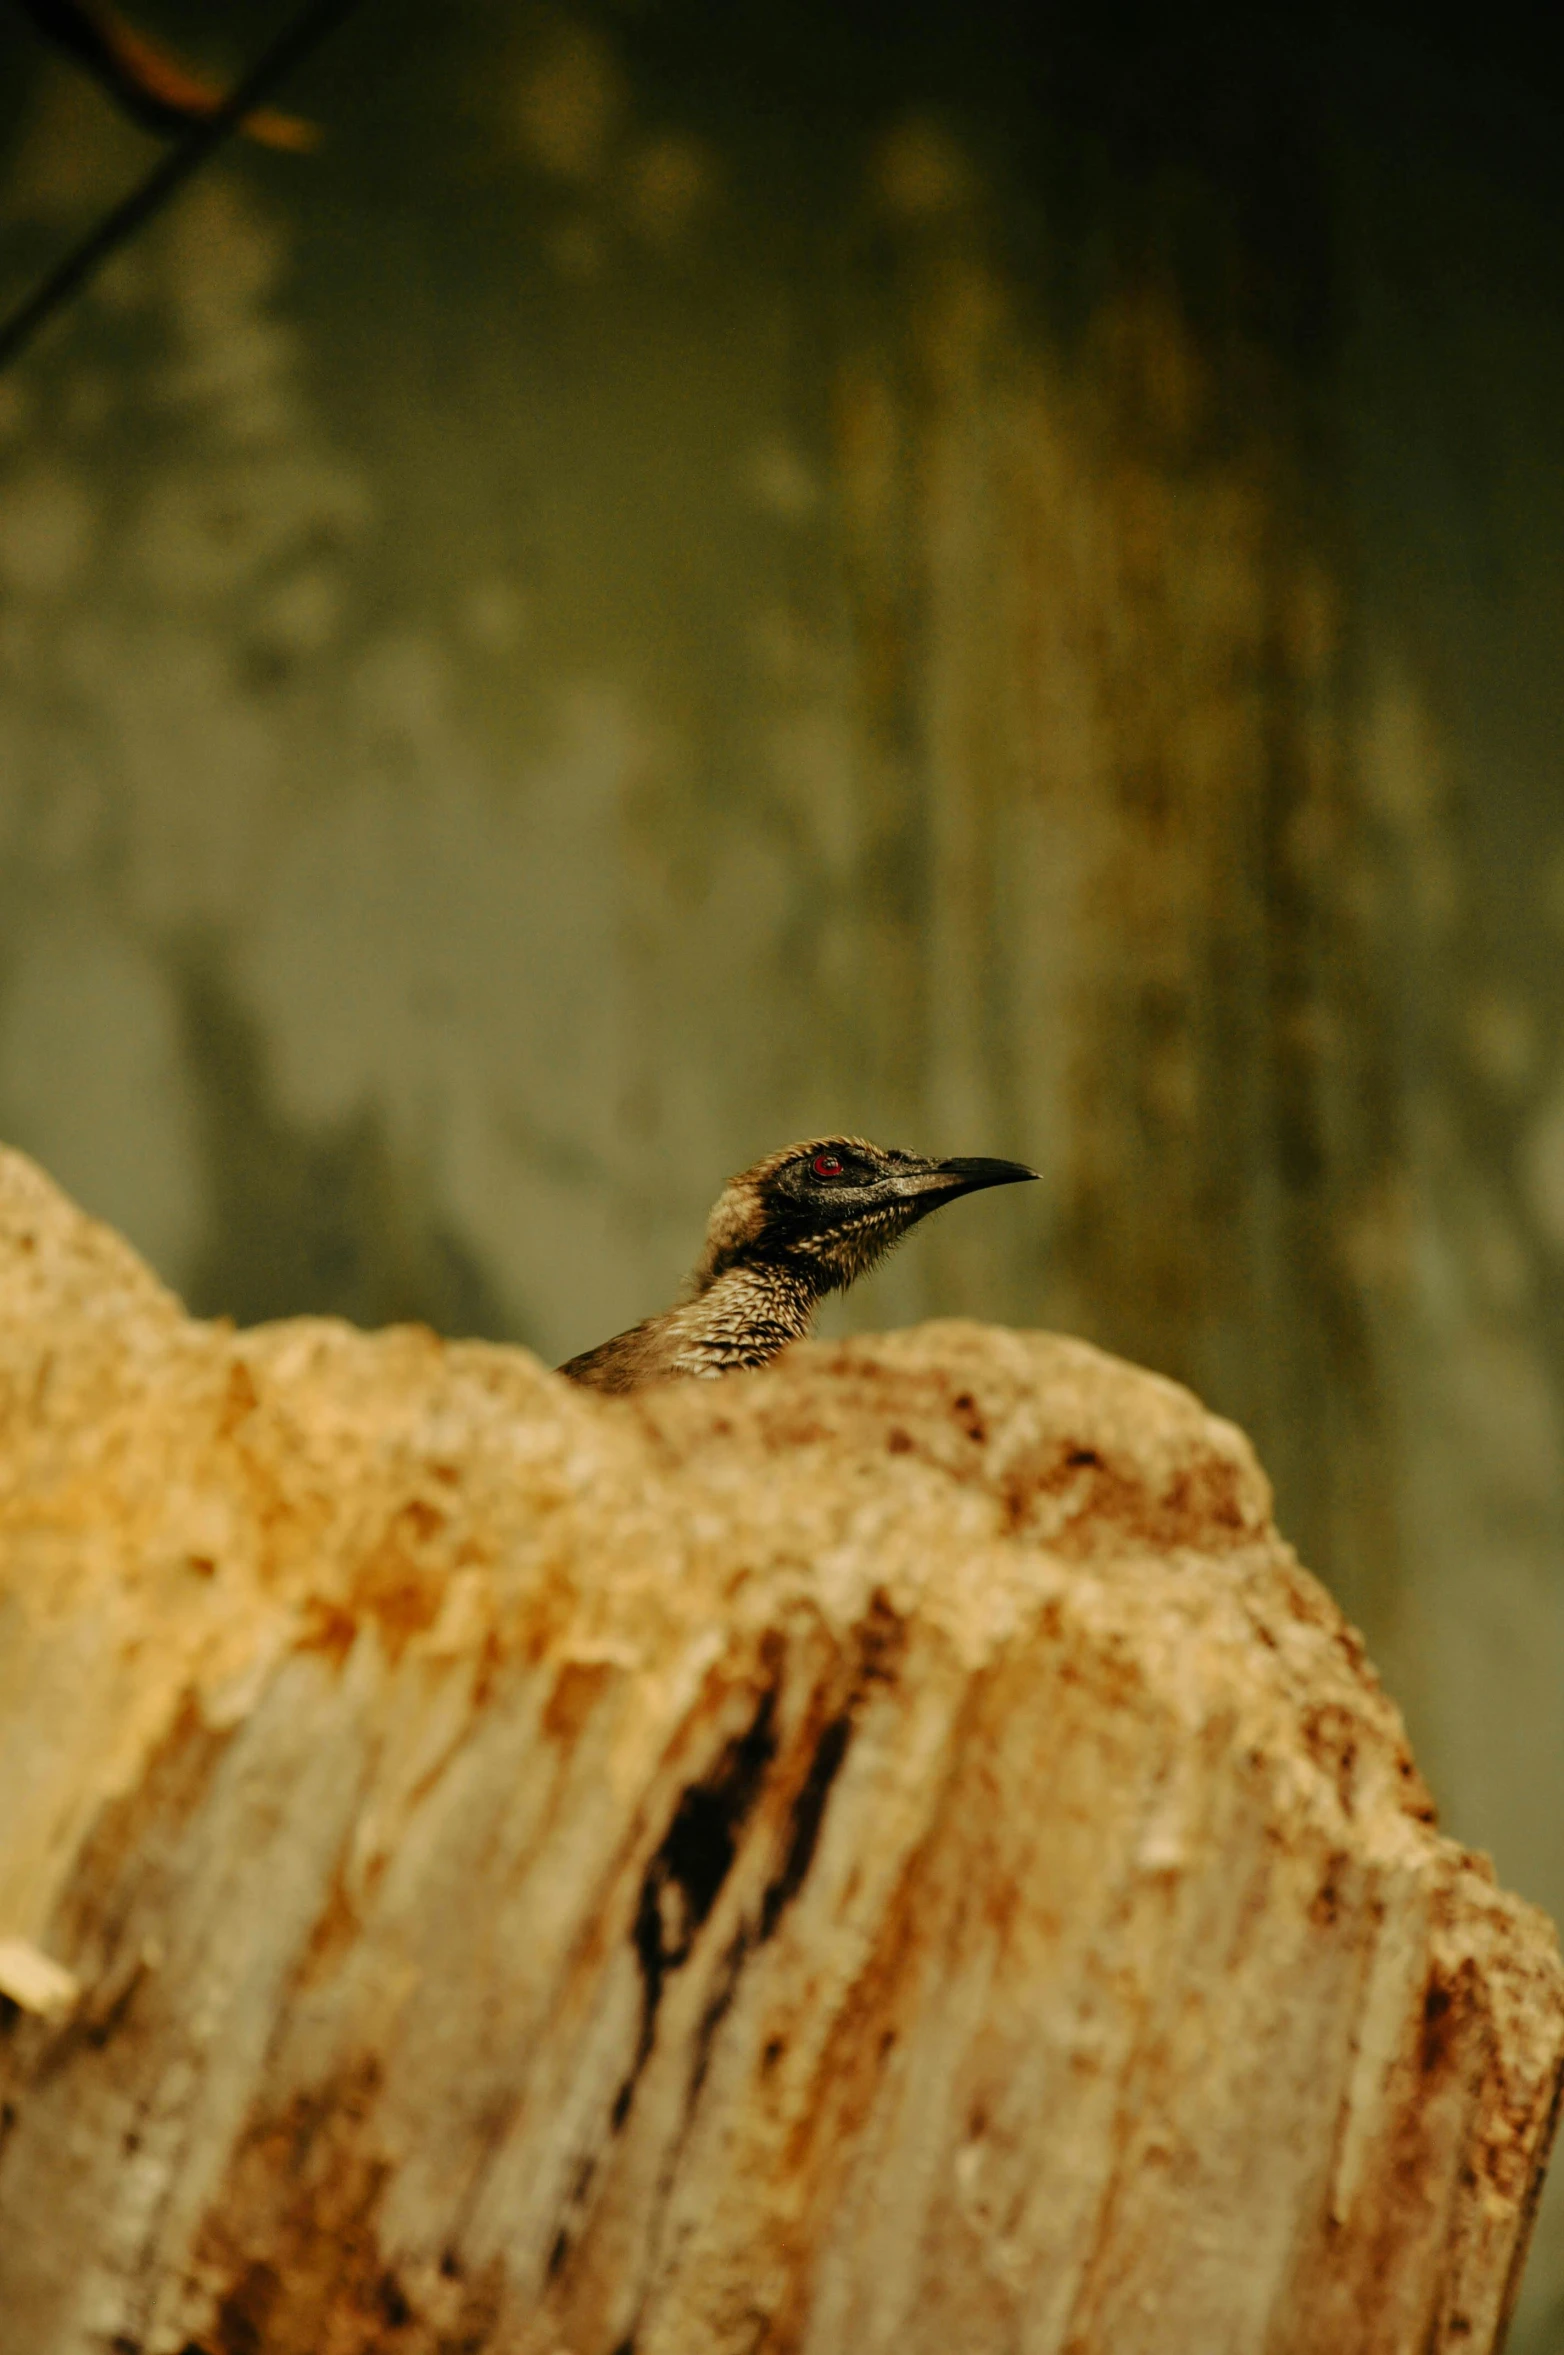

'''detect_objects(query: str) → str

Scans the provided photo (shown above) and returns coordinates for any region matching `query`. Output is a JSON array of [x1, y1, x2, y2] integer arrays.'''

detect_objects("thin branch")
[[13, 2, 317, 148], [0, 0, 367, 375]]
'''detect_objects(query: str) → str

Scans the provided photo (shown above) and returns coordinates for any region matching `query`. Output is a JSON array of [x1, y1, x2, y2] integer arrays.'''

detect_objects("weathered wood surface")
[[0, 1147, 1559, 2355]]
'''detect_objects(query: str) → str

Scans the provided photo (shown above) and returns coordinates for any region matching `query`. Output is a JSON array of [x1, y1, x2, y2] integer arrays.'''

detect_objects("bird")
[[558, 1136, 1038, 1396]]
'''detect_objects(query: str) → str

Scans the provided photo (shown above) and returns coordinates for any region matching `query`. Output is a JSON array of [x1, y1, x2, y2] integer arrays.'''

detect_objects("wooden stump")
[[0, 1146, 1559, 2354]]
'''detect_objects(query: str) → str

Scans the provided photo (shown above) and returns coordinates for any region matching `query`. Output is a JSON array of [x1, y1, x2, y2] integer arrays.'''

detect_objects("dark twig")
[[0, 0, 367, 374]]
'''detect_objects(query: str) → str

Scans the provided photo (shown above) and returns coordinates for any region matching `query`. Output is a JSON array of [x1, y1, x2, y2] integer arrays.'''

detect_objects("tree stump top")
[[0, 1144, 1559, 2355]]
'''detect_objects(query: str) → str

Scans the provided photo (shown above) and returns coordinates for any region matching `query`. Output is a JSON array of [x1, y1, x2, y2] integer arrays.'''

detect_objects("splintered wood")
[[0, 1145, 1558, 2354]]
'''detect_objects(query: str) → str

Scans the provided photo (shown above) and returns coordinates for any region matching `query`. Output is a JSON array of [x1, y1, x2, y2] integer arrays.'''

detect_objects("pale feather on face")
[[687, 1135, 887, 1295], [784, 1201, 923, 1288]]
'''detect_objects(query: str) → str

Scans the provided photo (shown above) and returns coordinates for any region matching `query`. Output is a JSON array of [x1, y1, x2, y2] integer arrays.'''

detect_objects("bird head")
[[688, 1136, 1038, 1298]]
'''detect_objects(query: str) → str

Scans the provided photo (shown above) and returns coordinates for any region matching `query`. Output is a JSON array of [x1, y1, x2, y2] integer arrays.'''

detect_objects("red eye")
[[812, 1152, 844, 1178]]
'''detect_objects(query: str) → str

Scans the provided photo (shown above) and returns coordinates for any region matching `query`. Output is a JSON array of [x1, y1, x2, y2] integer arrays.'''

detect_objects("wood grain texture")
[[0, 1144, 1559, 2355]]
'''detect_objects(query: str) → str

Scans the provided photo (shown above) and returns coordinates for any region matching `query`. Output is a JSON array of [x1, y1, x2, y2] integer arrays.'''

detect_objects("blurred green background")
[[1, 0, 1562, 2334]]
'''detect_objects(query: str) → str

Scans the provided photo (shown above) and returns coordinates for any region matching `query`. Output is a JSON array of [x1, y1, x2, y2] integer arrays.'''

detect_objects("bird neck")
[[678, 1258, 819, 1372]]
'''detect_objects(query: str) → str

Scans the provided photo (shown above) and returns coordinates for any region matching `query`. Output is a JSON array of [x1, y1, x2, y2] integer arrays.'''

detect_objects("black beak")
[[929, 1155, 1039, 1198]]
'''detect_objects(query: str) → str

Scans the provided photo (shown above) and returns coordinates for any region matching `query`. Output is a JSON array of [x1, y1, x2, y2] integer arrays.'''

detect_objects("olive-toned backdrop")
[[2, 1, 1561, 2335]]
